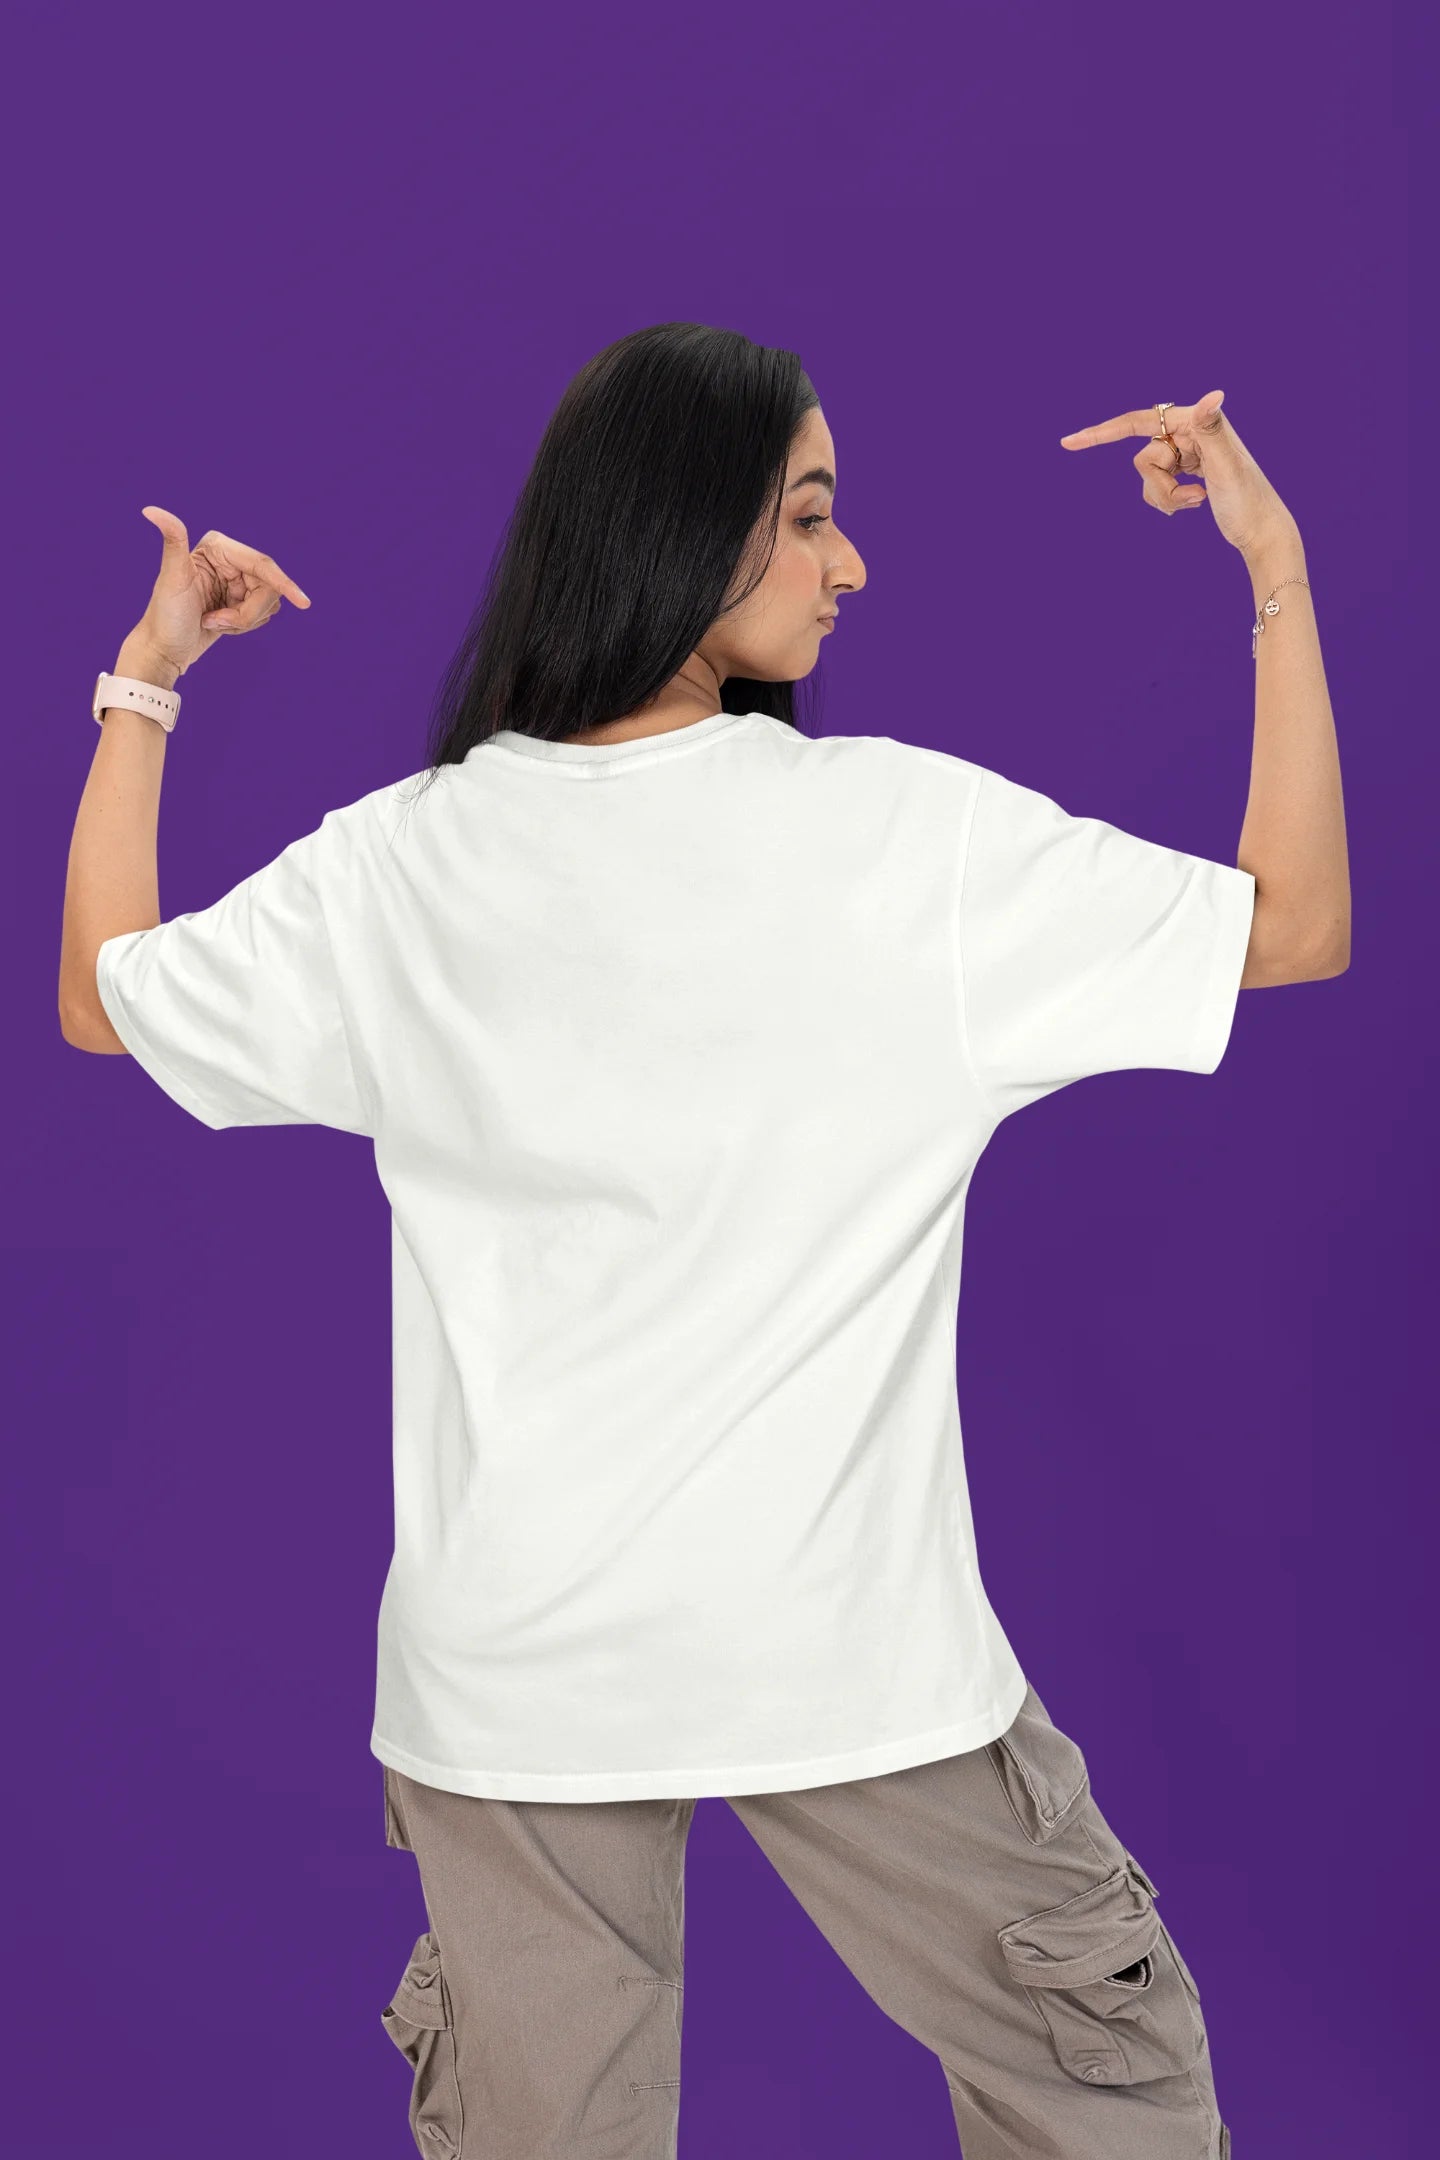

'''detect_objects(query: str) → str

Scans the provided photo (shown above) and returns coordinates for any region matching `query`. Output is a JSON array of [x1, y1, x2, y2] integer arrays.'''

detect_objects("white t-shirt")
[[95, 709, 1256, 1802]]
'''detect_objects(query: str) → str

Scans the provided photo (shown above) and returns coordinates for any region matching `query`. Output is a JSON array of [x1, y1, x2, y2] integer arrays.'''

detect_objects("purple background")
[[8, 2, 1425, 2153]]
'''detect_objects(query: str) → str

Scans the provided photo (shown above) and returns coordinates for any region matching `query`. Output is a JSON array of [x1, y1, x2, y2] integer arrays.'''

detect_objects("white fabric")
[[95, 710, 1256, 1801]]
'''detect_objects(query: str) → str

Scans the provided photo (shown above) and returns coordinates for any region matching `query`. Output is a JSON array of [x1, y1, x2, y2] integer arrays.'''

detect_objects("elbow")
[[1247, 890, 1350, 984], [1289, 934, 1350, 982], [60, 993, 121, 1052], [1304, 911, 1352, 979], [60, 1011, 102, 1051], [60, 950, 120, 1049]]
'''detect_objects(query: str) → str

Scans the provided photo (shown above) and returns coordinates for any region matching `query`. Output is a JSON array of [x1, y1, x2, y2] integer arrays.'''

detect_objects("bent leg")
[[725, 1685, 1231, 2160]]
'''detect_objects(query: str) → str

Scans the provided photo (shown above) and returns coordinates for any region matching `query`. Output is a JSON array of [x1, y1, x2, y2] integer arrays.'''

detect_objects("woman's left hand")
[[129, 506, 312, 677]]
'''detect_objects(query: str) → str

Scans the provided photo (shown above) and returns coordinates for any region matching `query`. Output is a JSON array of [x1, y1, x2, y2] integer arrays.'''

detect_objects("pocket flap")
[[998, 1866, 1162, 1991], [984, 1690, 1091, 1844], [386, 1930, 450, 2031], [1123, 1848, 1159, 1899]]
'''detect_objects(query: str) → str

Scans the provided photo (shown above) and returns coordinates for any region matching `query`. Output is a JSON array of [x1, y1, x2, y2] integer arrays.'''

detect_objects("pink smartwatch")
[[92, 670, 182, 734]]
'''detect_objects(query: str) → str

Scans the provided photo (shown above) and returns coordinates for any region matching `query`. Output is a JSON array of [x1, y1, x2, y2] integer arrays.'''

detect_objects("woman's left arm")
[[60, 629, 176, 1050], [58, 509, 311, 1049]]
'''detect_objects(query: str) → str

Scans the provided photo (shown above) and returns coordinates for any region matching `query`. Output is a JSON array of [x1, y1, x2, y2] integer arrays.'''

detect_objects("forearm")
[[59, 630, 179, 1046], [1236, 517, 1350, 981]]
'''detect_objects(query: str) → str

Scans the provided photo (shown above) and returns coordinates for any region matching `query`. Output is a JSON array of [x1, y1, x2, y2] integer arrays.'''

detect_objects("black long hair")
[[418, 322, 821, 783]]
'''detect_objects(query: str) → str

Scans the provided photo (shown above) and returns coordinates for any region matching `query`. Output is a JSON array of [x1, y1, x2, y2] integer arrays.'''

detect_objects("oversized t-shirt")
[[95, 709, 1256, 1802]]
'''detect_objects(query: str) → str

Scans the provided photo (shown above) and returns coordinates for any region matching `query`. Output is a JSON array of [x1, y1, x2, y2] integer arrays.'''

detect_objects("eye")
[[797, 513, 831, 532]]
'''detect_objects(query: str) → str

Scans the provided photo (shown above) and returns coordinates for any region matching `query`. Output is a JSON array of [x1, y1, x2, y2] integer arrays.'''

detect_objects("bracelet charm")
[[1251, 576, 1310, 661]]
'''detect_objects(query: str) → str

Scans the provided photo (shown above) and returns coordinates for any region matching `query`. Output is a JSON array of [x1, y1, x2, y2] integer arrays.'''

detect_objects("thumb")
[[1194, 389, 1228, 439], [140, 504, 191, 576]]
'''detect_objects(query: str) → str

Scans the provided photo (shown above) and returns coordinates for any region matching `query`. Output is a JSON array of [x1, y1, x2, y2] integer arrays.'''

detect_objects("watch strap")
[[93, 669, 181, 733]]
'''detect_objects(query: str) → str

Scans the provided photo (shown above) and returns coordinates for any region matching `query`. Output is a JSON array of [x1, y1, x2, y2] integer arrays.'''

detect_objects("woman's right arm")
[[1059, 393, 1349, 991], [1234, 512, 1350, 986]]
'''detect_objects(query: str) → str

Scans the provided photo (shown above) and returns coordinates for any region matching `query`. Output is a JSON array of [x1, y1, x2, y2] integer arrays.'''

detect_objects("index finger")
[[206, 528, 312, 607], [261, 555, 311, 607], [248, 550, 311, 607], [1058, 408, 1170, 449]]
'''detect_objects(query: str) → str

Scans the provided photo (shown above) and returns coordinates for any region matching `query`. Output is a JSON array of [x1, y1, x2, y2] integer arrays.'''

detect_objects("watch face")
[[92, 671, 107, 721]]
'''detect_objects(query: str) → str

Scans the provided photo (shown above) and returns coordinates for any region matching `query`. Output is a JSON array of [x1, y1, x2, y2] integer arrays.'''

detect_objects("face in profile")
[[702, 405, 867, 686]]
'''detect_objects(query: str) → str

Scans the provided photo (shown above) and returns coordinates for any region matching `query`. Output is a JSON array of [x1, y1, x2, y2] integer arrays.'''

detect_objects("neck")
[[559, 668, 725, 745]]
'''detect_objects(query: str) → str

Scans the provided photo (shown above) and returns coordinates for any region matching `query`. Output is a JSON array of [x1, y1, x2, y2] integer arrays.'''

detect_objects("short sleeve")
[[958, 766, 1256, 1122], [94, 812, 371, 1135]]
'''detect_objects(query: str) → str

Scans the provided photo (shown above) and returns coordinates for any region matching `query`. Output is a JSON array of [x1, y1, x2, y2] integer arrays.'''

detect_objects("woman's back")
[[94, 706, 1255, 1802]]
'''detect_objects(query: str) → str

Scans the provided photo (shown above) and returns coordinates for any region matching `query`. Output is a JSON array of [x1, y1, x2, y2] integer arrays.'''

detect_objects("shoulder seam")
[[952, 767, 1006, 1128], [301, 817, 379, 1139]]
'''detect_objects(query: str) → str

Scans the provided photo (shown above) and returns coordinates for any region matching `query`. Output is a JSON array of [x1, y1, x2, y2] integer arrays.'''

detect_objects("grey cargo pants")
[[378, 1682, 1232, 2159]]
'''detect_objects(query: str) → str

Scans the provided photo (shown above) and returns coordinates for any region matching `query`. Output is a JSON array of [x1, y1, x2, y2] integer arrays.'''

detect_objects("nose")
[[834, 534, 867, 595]]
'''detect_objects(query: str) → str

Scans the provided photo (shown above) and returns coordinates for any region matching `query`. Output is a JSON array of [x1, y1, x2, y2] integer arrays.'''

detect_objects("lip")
[[817, 611, 838, 626]]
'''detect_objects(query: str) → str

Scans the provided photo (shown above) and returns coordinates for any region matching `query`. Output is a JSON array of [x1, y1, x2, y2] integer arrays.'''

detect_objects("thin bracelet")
[[1252, 576, 1310, 662]]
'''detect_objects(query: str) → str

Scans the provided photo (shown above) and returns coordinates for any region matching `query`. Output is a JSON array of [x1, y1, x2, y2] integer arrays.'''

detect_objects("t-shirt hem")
[[370, 1665, 1030, 1802]]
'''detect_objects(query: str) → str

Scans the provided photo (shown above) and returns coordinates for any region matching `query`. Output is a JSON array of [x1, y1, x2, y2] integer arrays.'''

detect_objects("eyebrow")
[[786, 466, 835, 495]]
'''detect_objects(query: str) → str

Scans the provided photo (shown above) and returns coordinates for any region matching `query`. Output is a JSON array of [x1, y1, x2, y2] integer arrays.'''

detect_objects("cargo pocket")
[[381, 1929, 464, 2157], [984, 1686, 1091, 1844], [998, 1862, 1205, 2087]]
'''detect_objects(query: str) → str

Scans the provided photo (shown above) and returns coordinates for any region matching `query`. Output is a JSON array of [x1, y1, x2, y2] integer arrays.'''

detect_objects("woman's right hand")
[[1059, 392, 1297, 557]]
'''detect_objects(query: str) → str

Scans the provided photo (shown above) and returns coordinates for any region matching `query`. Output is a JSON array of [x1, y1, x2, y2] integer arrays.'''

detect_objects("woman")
[[59, 322, 1347, 2160]]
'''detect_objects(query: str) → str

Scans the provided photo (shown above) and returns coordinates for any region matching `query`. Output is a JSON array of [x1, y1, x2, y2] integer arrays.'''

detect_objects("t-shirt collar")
[[482, 709, 754, 765]]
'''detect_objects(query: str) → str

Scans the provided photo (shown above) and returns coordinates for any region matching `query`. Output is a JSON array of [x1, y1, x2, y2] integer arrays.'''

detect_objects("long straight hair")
[[418, 323, 821, 783]]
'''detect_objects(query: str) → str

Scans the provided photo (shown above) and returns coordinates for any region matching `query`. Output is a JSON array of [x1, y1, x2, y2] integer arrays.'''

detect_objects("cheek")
[[735, 544, 821, 653], [778, 544, 822, 610]]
